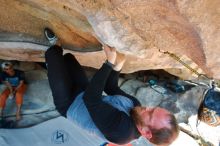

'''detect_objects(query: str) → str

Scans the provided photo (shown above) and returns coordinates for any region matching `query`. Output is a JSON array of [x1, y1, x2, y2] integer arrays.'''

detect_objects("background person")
[[0, 61, 27, 121]]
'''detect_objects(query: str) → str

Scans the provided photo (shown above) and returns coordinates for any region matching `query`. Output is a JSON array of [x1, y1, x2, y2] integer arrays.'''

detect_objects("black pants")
[[45, 45, 89, 116]]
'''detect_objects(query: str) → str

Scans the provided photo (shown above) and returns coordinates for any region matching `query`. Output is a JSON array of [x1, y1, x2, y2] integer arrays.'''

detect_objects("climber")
[[44, 28, 179, 146], [0, 61, 27, 121]]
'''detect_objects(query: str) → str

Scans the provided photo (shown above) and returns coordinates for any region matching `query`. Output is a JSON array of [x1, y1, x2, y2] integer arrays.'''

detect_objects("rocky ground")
[[0, 61, 219, 146]]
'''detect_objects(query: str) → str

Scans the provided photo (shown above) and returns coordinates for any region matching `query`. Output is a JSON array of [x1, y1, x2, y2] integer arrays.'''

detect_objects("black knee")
[[45, 45, 63, 57], [64, 53, 75, 59]]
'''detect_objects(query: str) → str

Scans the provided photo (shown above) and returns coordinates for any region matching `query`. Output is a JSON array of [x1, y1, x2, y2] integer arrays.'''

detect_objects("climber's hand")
[[114, 52, 126, 71], [103, 45, 117, 65]]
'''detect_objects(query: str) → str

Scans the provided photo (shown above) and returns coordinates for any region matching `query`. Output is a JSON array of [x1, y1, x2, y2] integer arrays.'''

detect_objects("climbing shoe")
[[44, 27, 57, 45]]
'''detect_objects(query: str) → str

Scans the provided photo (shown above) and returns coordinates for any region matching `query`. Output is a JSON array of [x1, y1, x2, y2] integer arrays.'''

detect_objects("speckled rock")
[[0, 0, 220, 79]]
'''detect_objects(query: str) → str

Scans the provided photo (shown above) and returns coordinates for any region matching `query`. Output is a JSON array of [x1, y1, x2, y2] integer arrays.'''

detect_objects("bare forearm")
[[4, 81, 13, 93]]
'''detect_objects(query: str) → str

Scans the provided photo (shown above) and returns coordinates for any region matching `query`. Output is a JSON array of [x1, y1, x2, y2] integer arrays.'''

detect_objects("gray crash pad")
[[0, 116, 106, 146]]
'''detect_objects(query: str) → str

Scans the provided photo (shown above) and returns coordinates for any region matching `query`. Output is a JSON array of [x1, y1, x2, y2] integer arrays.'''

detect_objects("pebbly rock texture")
[[0, 0, 219, 79]]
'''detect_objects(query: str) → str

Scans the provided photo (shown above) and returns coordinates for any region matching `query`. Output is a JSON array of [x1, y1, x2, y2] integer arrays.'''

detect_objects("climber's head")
[[130, 106, 179, 145]]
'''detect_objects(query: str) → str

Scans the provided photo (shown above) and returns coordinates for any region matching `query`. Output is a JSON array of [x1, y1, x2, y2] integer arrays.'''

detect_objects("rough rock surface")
[[0, 0, 219, 79]]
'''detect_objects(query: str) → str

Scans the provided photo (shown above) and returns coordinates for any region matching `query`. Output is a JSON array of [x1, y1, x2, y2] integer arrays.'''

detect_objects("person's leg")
[[63, 53, 89, 98], [45, 45, 74, 116], [15, 84, 27, 120], [16, 104, 21, 121], [0, 88, 10, 118], [0, 109, 2, 121]]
